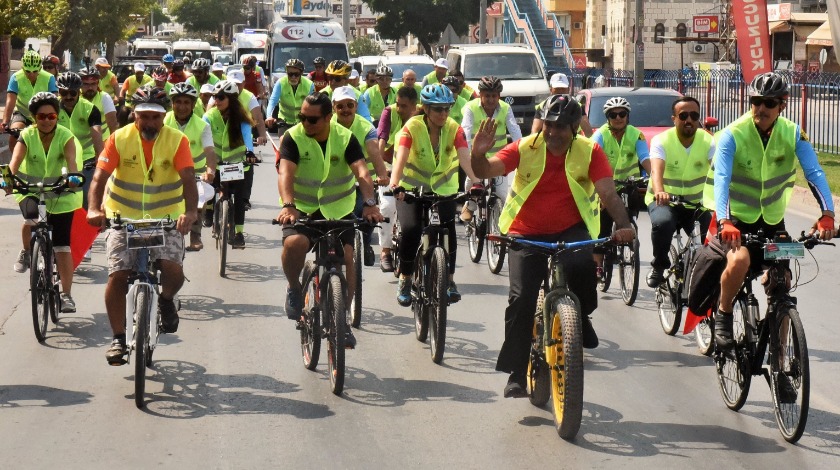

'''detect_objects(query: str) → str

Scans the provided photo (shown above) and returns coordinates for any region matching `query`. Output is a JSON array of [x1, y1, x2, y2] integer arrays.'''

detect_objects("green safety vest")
[[15, 125, 82, 214], [165, 111, 209, 172], [57, 98, 97, 162], [364, 85, 396, 121], [204, 107, 247, 165], [465, 99, 510, 158], [423, 71, 440, 85], [598, 124, 644, 180], [88, 92, 110, 140], [125, 74, 153, 105], [399, 115, 460, 196], [449, 95, 467, 124], [287, 123, 356, 219], [99, 70, 117, 99], [333, 114, 375, 172], [499, 133, 600, 237], [13, 69, 53, 119], [645, 127, 712, 206], [279, 75, 313, 124], [395, 82, 423, 95]]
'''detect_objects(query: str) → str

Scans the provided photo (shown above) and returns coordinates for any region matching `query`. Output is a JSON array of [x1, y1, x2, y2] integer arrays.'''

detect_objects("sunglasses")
[[335, 102, 356, 111], [214, 94, 228, 101], [24, 68, 41, 73], [607, 111, 628, 119], [286, 72, 301, 78], [297, 114, 322, 124], [59, 90, 79, 97], [677, 111, 701, 121], [428, 105, 451, 114], [35, 112, 58, 121], [749, 97, 782, 109], [329, 76, 344, 82]]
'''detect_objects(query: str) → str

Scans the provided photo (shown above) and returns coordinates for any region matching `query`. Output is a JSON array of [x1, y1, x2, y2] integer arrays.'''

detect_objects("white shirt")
[[461, 102, 522, 149], [99, 93, 116, 115], [649, 131, 716, 162]]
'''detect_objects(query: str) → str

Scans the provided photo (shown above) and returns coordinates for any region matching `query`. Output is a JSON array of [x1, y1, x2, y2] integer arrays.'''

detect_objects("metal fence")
[[561, 68, 840, 155]]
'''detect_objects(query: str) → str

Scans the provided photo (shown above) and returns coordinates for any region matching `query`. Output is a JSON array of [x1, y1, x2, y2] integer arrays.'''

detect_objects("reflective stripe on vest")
[[205, 108, 247, 164], [465, 99, 510, 157], [16, 125, 82, 214], [644, 127, 712, 205], [58, 98, 96, 161], [599, 124, 643, 180], [14, 70, 53, 119], [165, 111, 208, 171], [399, 115, 460, 196], [288, 123, 356, 218], [279, 76, 312, 123]]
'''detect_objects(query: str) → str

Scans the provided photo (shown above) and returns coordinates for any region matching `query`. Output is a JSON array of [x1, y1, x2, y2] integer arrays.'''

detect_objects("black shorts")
[[734, 218, 786, 272], [19, 197, 74, 247], [281, 211, 355, 256], [10, 111, 32, 127]]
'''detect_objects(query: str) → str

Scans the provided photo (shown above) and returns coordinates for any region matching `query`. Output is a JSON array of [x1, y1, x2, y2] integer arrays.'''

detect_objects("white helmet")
[[213, 80, 238, 95], [603, 96, 631, 115]]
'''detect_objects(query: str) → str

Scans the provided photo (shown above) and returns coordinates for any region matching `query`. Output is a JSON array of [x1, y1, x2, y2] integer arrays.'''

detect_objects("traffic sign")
[[820, 49, 828, 65], [693, 15, 719, 34], [554, 39, 564, 49], [553, 48, 564, 57]]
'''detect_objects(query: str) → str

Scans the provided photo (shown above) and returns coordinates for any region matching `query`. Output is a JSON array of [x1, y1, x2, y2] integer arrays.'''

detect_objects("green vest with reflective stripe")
[[288, 123, 356, 219], [386, 104, 405, 147], [364, 85, 396, 121], [465, 99, 509, 158], [500, 133, 600, 237], [333, 114, 375, 172], [423, 71, 439, 85], [399, 115, 460, 196], [13, 70, 53, 119], [238, 88, 256, 114], [194, 99, 205, 117], [89, 92, 110, 139], [99, 70, 117, 99], [58, 98, 97, 162], [449, 95, 467, 124], [645, 127, 712, 205], [16, 125, 82, 214], [165, 111, 209, 171], [204, 107, 247, 164], [279, 75, 313, 124], [186, 74, 219, 91], [104, 125, 186, 219], [598, 124, 643, 180]]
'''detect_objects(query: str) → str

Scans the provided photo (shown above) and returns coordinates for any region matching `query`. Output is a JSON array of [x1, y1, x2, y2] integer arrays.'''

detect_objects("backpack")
[[686, 235, 727, 318]]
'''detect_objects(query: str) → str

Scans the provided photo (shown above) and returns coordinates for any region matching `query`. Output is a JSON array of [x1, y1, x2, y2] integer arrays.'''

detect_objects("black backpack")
[[687, 236, 727, 317]]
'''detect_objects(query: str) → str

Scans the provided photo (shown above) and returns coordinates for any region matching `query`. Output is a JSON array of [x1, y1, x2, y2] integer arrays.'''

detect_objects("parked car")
[[380, 54, 435, 81]]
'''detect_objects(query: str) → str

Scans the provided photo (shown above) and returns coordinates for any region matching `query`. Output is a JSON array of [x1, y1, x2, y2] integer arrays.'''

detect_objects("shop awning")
[[769, 21, 789, 34], [806, 21, 833, 46]]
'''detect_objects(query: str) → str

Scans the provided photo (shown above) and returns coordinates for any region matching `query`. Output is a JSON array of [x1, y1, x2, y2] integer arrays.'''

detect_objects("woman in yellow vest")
[[388, 84, 472, 307], [7, 92, 82, 312]]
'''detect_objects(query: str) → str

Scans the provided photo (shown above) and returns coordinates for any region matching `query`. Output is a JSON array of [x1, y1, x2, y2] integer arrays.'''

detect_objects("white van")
[[131, 39, 170, 57], [266, 15, 349, 84], [232, 29, 269, 64], [172, 39, 213, 61]]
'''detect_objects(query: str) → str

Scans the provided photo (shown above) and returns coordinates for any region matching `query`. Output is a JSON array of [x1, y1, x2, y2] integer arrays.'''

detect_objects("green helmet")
[[22, 50, 42, 72]]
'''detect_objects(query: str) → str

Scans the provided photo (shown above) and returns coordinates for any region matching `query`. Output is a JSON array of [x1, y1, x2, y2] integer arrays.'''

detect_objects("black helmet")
[[28, 92, 60, 116], [56, 72, 82, 91], [478, 76, 503, 93], [313, 56, 326, 66], [77, 67, 99, 79], [540, 94, 582, 125], [172, 59, 185, 71], [441, 76, 460, 88], [131, 86, 171, 112], [748, 72, 789, 98], [285, 58, 305, 72]]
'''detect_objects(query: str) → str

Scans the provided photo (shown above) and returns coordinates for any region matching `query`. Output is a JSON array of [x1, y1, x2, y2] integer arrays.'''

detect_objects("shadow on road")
[[0, 384, 93, 407], [737, 400, 840, 456], [354, 307, 414, 336], [216, 261, 283, 282], [42, 312, 111, 350], [437, 335, 498, 374], [177, 294, 280, 322], [340, 367, 497, 407], [585, 338, 712, 371]]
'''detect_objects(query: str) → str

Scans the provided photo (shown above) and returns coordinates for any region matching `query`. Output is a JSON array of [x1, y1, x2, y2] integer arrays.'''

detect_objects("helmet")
[[22, 50, 42, 71], [603, 96, 631, 114], [325, 60, 351, 77], [172, 59, 185, 71], [420, 84, 454, 105], [56, 72, 83, 91], [28, 92, 60, 116], [241, 55, 257, 67], [152, 66, 169, 81], [375, 65, 393, 77], [285, 58, 305, 71], [78, 67, 99, 79], [478, 76, 503, 93], [169, 82, 199, 100], [42, 55, 60, 67], [313, 57, 326, 66], [540, 94, 582, 125], [748, 72, 789, 98], [162, 54, 175, 64], [131, 86, 171, 112], [214, 80, 239, 95], [441, 76, 460, 88], [192, 58, 210, 71]]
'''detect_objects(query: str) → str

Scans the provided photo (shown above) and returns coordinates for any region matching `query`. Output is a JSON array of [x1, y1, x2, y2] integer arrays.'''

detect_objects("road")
[[1, 149, 839, 468]]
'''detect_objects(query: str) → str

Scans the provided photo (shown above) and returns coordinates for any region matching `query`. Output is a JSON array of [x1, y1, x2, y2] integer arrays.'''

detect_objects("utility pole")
[[634, 0, 645, 87], [342, 0, 351, 38], [479, 0, 487, 44]]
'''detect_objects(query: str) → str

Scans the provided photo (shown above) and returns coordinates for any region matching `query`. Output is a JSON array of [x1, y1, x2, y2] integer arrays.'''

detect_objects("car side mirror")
[[704, 116, 719, 130]]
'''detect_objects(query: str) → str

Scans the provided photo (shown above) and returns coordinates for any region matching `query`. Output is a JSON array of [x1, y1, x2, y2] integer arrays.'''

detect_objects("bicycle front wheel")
[[134, 286, 151, 408], [771, 305, 809, 443], [486, 198, 506, 274], [218, 199, 229, 277], [466, 217, 484, 263], [716, 297, 751, 411], [545, 296, 584, 440], [350, 230, 363, 328], [326, 275, 346, 395], [618, 235, 640, 306], [412, 250, 428, 342], [30, 236, 50, 343], [657, 245, 682, 335], [392, 220, 402, 278], [428, 247, 448, 364], [598, 249, 613, 292], [300, 262, 321, 371]]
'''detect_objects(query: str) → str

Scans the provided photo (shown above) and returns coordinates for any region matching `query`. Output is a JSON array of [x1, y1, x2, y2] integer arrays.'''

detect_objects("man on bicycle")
[[2, 50, 59, 152], [277, 92, 383, 348], [645, 96, 714, 288], [470, 95, 635, 397], [94, 58, 119, 102], [266, 58, 314, 139], [308, 57, 328, 92], [56, 72, 105, 193], [79, 67, 119, 142], [360, 65, 397, 126], [87, 87, 198, 365], [711, 72, 836, 350]]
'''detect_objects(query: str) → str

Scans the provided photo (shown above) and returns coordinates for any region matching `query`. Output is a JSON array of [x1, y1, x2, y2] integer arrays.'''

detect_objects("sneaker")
[[380, 252, 394, 273], [447, 281, 461, 304], [646, 268, 665, 288], [285, 287, 303, 320], [714, 311, 735, 350], [186, 232, 203, 252], [13, 250, 30, 273], [60, 293, 76, 313], [595, 266, 605, 283], [777, 373, 798, 404], [460, 205, 473, 222], [582, 316, 599, 349], [345, 329, 357, 349], [503, 372, 528, 398], [232, 232, 245, 249], [203, 210, 214, 228], [397, 277, 412, 307], [363, 244, 375, 267], [158, 296, 179, 334], [106, 338, 128, 365]]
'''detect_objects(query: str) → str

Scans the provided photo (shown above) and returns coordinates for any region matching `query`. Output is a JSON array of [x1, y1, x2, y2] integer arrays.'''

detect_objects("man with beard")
[[644, 96, 714, 288], [87, 86, 198, 365], [79, 67, 119, 142]]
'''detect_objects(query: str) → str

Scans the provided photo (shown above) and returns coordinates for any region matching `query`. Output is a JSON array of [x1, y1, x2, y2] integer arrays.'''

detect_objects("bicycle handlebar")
[[0, 166, 85, 195], [487, 234, 612, 255], [105, 215, 178, 231], [739, 230, 835, 250], [271, 217, 389, 228], [667, 195, 706, 209], [383, 187, 466, 203]]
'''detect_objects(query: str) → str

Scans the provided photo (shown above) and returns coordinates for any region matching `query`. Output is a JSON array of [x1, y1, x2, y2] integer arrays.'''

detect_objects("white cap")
[[227, 69, 245, 84], [200, 83, 215, 94], [211, 62, 225, 71], [134, 62, 146, 72], [94, 57, 110, 67], [349, 69, 360, 79], [549, 73, 570, 88], [134, 103, 166, 113], [331, 86, 357, 103], [435, 58, 449, 69]]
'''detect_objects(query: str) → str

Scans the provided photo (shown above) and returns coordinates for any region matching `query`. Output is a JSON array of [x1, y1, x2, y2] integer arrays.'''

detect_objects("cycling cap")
[[478, 76, 503, 93], [132, 86, 170, 113], [214, 80, 239, 95], [331, 86, 357, 103], [748, 72, 789, 98], [313, 57, 326, 66], [78, 67, 99, 79], [540, 94, 582, 124], [169, 82, 199, 100], [133, 62, 146, 72], [285, 58, 305, 72], [56, 72, 83, 91], [162, 54, 175, 63], [325, 60, 351, 77], [28, 92, 60, 115], [22, 50, 42, 71], [200, 83, 216, 94], [152, 66, 169, 81], [549, 73, 570, 89], [603, 96, 631, 114], [420, 84, 454, 105], [94, 57, 110, 68], [349, 70, 359, 80], [227, 69, 245, 84], [375, 65, 393, 77], [192, 58, 211, 71]]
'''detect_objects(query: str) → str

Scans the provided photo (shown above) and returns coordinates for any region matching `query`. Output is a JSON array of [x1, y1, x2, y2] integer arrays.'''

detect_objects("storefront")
[[805, 21, 838, 72]]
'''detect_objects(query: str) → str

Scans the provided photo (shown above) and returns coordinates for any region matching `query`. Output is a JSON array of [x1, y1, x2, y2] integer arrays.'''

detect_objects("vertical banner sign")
[[732, 0, 771, 83]]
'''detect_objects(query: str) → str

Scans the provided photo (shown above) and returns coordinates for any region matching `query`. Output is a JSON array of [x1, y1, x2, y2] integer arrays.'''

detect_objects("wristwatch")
[[363, 198, 377, 207]]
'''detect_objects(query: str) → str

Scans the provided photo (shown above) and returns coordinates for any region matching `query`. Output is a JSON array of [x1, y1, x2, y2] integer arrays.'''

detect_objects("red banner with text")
[[732, 0, 771, 84]]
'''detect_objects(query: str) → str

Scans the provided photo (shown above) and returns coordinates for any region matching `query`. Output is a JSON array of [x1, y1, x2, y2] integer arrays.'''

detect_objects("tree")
[[52, 0, 155, 62], [362, 0, 481, 56], [349, 37, 383, 57], [0, 0, 68, 39], [169, 0, 248, 43]]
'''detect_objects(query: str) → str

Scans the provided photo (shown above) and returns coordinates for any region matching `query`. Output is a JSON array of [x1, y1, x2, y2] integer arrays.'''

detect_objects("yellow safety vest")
[[333, 114, 375, 172], [16, 125, 82, 214], [13, 69, 53, 119], [464, 99, 510, 158], [125, 74, 153, 105], [99, 70, 117, 100], [423, 71, 440, 85], [165, 111, 209, 172], [645, 127, 712, 205], [89, 92, 110, 140], [399, 115, 460, 196], [186, 74, 219, 91], [450, 95, 467, 124], [279, 75, 313, 124], [58, 98, 97, 162], [364, 85, 396, 121], [598, 124, 643, 180], [204, 107, 247, 165]]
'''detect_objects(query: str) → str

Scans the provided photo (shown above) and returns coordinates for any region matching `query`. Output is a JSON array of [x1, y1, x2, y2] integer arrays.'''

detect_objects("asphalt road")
[[1, 147, 839, 468]]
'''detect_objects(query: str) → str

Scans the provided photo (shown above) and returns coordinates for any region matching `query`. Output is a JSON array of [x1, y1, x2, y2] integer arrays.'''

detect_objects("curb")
[[788, 184, 840, 218]]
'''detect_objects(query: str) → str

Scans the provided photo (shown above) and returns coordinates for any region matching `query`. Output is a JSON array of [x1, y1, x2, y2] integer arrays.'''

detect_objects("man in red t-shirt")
[[470, 94, 635, 398]]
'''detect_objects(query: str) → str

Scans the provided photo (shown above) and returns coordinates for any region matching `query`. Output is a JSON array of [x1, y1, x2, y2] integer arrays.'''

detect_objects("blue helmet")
[[162, 54, 175, 63], [420, 84, 454, 105]]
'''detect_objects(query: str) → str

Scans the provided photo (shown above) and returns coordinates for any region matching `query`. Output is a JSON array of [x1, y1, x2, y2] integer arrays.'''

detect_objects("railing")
[[536, 0, 575, 68], [502, 0, 549, 69]]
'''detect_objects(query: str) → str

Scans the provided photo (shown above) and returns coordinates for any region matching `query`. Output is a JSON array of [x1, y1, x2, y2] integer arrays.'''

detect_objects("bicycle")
[[714, 230, 832, 443], [489, 233, 612, 440], [464, 178, 507, 274], [212, 157, 259, 277], [2, 166, 84, 343], [350, 190, 381, 329], [598, 176, 646, 305], [107, 215, 178, 409]]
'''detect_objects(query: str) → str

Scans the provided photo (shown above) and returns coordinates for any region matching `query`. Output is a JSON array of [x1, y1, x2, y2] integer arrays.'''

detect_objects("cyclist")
[[360, 69, 377, 93], [211, 62, 227, 81], [460, 76, 522, 221], [165, 83, 216, 251], [447, 70, 477, 102], [376, 86, 420, 272], [87, 86, 198, 365], [308, 57, 328, 92], [42, 55, 60, 76], [151, 66, 173, 94], [710, 72, 836, 350], [186, 59, 218, 118], [421, 58, 448, 87], [266, 58, 314, 138], [441, 76, 467, 124], [199, 83, 215, 110], [591, 97, 651, 280], [276, 92, 384, 348], [360, 65, 397, 126], [204, 80, 257, 248], [2, 50, 59, 152], [94, 57, 119, 101], [7, 92, 82, 314], [645, 96, 714, 288], [469, 94, 635, 396], [223, 69, 268, 145], [240, 55, 266, 101], [161, 54, 175, 73], [349, 69, 361, 90], [532, 73, 593, 136], [321, 60, 371, 121], [79, 67, 118, 142], [396, 69, 422, 95], [389, 84, 473, 305], [167, 59, 190, 84], [118, 63, 152, 113]]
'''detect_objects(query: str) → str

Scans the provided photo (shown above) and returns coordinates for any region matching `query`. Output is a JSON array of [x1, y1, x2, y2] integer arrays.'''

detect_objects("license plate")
[[764, 243, 804, 260], [515, 117, 524, 124], [219, 163, 245, 182]]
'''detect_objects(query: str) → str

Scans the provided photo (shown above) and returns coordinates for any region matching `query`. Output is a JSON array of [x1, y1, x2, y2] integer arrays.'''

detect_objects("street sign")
[[553, 48, 564, 57], [554, 39, 564, 49], [471, 26, 479, 41], [693, 15, 719, 34], [355, 17, 376, 27], [440, 24, 460, 46], [820, 49, 828, 65]]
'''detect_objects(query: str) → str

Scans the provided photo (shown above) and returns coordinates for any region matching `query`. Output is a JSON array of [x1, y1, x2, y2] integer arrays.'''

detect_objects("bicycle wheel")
[[618, 232, 640, 306], [428, 246, 448, 364], [546, 296, 584, 440], [716, 297, 751, 411], [392, 220, 402, 278], [326, 275, 346, 395], [350, 230, 363, 328], [300, 262, 321, 371], [770, 305, 809, 443], [218, 199, 229, 277], [30, 236, 50, 343], [486, 198, 507, 274], [528, 294, 550, 407], [657, 245, 682, 335], [598, 248, 613, 292], [412, 250, 428, 342], [49, 256, 60, 324], [695, 316, 715, 356], [466, 217, 484, 263], [134, 286, 151, 408]]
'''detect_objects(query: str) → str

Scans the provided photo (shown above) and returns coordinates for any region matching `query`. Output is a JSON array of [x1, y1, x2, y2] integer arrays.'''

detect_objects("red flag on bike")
[[70, 207, 101, 268]]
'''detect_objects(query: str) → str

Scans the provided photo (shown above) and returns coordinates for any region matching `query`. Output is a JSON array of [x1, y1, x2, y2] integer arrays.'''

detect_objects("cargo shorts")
[[106, 228, 185, 274]]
